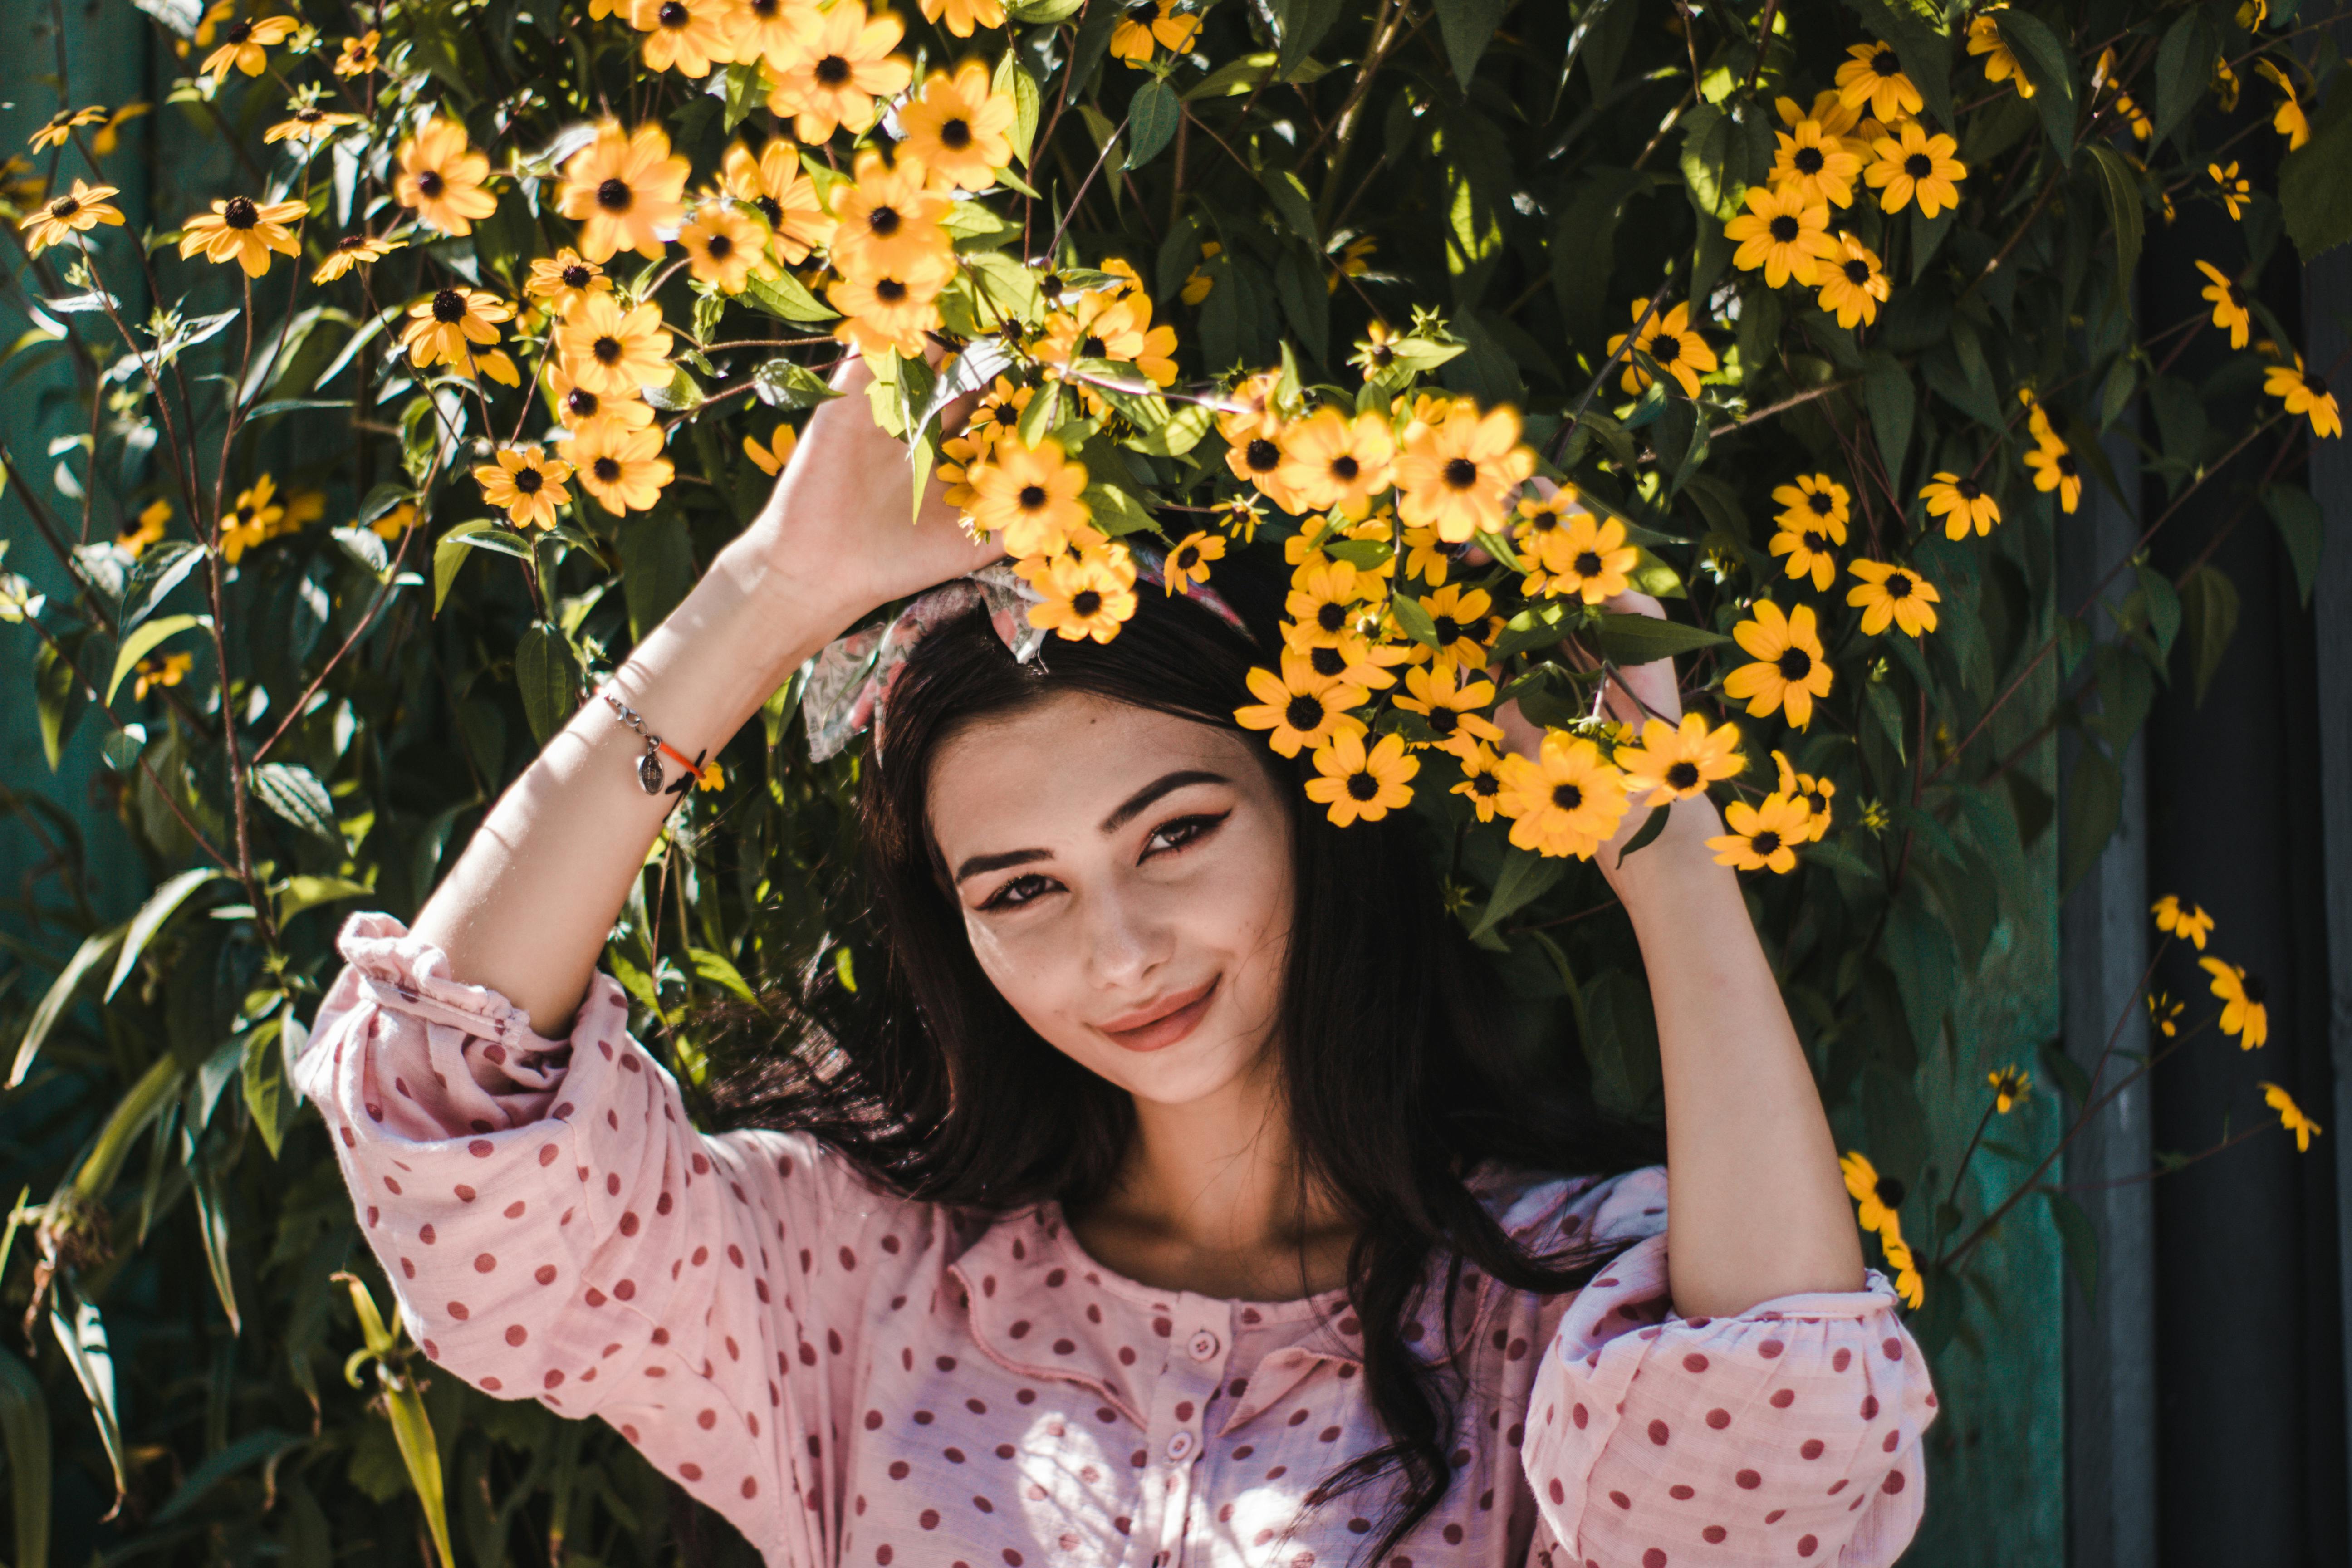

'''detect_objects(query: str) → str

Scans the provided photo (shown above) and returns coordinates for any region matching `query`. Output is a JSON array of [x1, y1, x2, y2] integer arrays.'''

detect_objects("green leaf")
[[2281, 83, 2352, 261], [33, 638, 75, 771], [432, 521, 498, 613], [155, 1427, 304, 1523], [9, 924, 125, 1088], [119, 540, 204, 632], [688, 946, 758, 1003], [106, 612, 211, 706], [2176, 564, 2240, 709], [1005, 0, 1083, 19], [0, 1345, 50, 1568], [380, 1370, 456, 1568], [104, 867, 224, 1001], [2150, 6, 2218, 146], [1433, 0, 1508, 92], [1995, 7, 2078, 164], [1259, 166, 1319, 247], [2059, 738, 2122, 897], [2044, 1187, 2099, 1306], [48, 1298, 127, 1509], [1469, 846, 1565, 943], [250, 762, 344, 847], [1591, 611, 1730, 665], [1125, 79, 1181, 170], [619, 514, 696, 642], [276, 875, 372, 924], [740, 268, 838, 324], [1862, 353, 1915, 493], [243, 1015, 293, 1159], [2264, 486, 2323, 606], [2134, 560, 2182, 659], [2085, 145, 2145, 291], [1387, 590, 1442, 649], [1272, 0, 1344, 80], [514, 625, 581, 746], [1615, 802, 1671, 867]]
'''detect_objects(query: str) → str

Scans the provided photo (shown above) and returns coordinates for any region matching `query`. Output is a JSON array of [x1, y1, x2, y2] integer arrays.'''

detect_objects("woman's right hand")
[[738, 352, 1003, 637]]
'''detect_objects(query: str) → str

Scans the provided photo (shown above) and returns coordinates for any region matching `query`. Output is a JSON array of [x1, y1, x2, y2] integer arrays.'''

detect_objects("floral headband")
[[799, 541, 1251, 764]]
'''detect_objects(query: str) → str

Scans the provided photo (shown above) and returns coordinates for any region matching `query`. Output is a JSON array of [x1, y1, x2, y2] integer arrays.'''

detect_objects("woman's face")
[[925, 691, 1295, 1108]]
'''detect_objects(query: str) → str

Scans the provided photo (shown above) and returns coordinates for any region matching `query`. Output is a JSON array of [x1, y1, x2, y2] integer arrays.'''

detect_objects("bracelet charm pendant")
[[637, 746, 666, 795]]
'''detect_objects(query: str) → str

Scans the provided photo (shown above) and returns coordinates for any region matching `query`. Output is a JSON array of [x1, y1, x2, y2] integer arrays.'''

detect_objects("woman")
[[294, 360, 1936, 1567]]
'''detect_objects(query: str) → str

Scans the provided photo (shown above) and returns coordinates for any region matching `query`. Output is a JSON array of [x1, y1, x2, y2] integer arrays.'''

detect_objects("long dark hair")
[[704, 564, 1663, 1562]]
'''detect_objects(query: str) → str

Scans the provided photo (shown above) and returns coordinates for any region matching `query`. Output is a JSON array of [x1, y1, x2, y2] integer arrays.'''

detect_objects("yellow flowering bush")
[[0, 0, 2344, 1551]]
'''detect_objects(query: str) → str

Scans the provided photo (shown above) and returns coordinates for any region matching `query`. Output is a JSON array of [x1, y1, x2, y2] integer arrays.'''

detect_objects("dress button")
[[1187, 1330, 1220, 1362], [1166, 1431, 1196, 1461]]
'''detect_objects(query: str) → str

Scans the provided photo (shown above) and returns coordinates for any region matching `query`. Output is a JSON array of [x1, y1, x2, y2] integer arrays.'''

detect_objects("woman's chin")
[[1085, 1023, 1269, 1109]]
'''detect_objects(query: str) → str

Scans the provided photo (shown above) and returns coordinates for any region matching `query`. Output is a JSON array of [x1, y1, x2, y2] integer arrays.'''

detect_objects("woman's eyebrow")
[[1099, 769, 1229, 834], [952, 848, 1052, 885]]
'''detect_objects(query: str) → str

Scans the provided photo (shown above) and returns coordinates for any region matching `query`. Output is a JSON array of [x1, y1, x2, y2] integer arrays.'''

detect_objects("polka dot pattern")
[[295, 916, 1936, 1568]]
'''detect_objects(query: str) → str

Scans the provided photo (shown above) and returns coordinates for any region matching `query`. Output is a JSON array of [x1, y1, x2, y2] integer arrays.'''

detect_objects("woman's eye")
[[980, 872, 1056, 911], [1142, 812, 1227, 859]]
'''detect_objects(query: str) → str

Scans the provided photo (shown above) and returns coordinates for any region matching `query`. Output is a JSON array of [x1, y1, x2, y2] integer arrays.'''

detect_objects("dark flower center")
[[565, 388, 600, 416], [432, 288, 467, 322], [2055, 451, 2078, 476], [1442, 456, 1478, 490], [705, 232, 734, 260], [593, 456, 622, 481], [1795, 147, 1825, 175], [1246, 438, 1280, 474], [1876, 1176, 1906, 1207], [1956, 478, 1981, 500], [658, 1, 687, 25], [51, 196, 78, 218], [1666, 761, 1700, 790], [1844, 258, 1872, 284], [1807, 491, 1833, 515], [338, 233, 368, 250], [1039, 272, 1065, 301], [1551, 783, 1584, 811], [1752, 829, 1784, 855], [989, 403, 1018, 428], [593, 334, 623, 364], [597, 177, 632, 212], [1886, 574, 1913, 598], [868, 205, 902, 237], [2306, 374, 2329, 396], [750, 0, 778, 14], [1427, 708, 1459, 735], [875, 278, 907, 303], [814, 53, 851, 85], [1574, 551, 1603, 577], [941, 118, 973, 150], [1071, 589, 1102, 617], [1316, 601, 1348, 633], [1432, 616, 1461, 646], [1347, 771, 1381, 801], [1081, 333, 1107, 357], [1904, 153, 1932, 178], [1175, 544, 1200, 569], [1470, 772, 1498, 797], [1371, 343, 1395, 366], [1127, 1, 1157, 19], [514, 467, 544, 493], [1804, 529, 1831, 552], [227, 20, 253, 42], [563, 263, 592, 288], [1329, 455, 1359, 481], [1017, 484, 1048, 510], [294, 106, 323, 122], [755, 195, 782, 226], [1777, 647, 1813, 680], [416, 170, 445, 197], [1769, 215, 1799, 242], [224, 195, 258, 228], [2241, 974, 2267, 1004], [1284, 694, 1323, 731], [1872, 48, 1900, 77], [1308, 646, 1346, 678]]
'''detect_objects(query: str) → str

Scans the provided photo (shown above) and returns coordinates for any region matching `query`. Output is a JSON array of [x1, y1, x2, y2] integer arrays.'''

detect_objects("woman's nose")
[[1083, 882, 1172, 989]]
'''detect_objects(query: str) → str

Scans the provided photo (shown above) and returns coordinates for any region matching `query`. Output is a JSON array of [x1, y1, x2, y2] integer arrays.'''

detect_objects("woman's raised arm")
[[411, 358, 999, 1035]]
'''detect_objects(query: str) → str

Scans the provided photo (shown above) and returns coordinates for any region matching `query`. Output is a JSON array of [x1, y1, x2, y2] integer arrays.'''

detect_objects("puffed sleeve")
[[1519, 1165, 1936, 1566], [289, 912, 928, 1563]]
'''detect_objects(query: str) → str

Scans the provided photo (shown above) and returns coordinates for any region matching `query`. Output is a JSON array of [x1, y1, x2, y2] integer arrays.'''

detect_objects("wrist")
[[1602, 794, 1732, 905]]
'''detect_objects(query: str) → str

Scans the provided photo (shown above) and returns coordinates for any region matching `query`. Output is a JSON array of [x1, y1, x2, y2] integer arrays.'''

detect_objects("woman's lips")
[[1099, 975, 1220, 1053]]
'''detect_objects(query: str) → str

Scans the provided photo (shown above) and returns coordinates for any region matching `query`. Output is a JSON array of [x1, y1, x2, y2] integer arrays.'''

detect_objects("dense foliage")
[[1, 0, 2345, 1558]]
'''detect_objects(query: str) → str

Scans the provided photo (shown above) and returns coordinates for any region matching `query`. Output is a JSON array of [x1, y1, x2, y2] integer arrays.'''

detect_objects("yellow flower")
[[2200, 957, 2269, 1049], [1966, 10, 2033, 98], [1305, 730, 1419, 827], [1770, 120, 1862, 208], [89, 102, 150, 157], [1234, 647, 1368, 758], [680, 201, 769, 292], [2024, 436, 2082, 513], [132, 650, 192, 701], [118, 498, 171, 557], [1866, 121, 1967, 218], [724, 0, 811, 69], [1494, 730, 1631, 860], [744, 423, 797, 476], [1036, 288, 1178, 396], [831, 265, 949, 357], [1406, 583, 1497, 674], [545, 359, 654, 436], [695, 759, 726, 793], [1392, 400, 1534, 543], [404, 286, 520, 384], [719, 140, 834, 264], [899, 62, 1017, 191], [2264, 357, 2342, 439], [1606, 298, 1717, 398], [1921, 472, 2001, 540], [1840, 1150, 1907, 1239], [2148, 990, 2184, 1038], [274, 488, 325, 539], [1777, 88, 1865, 142], [830, 148, 953, 282], [1530, 511, 1637, 605], [1616, 713, 1744, 805], [2210, 161, 2251, 221], [1847, 559, 1940, 637], [2195, 260, 2251, 349], [2017, 386, 2053, 442], [178, 194, 306, 277], [1771, 749, 1835, 839], [1216, 370, 1286, 445], [218, 474, 286, 564], [1709, 791, 1811, 873], [1988, 1065, 2032, 1114], [561, 421, 674, 514], [395, 118, 498, 237], [2259, 1082, 2323, 1152], [557, 292, 673, 398], [1452, 744, 1508, 822], [1815, 235, 1889, 328], [637, 0, 734, 79], [1327, 234, 1376, 294], [1724, 183, 1838, 288], [1392, 662, 1503, 759], [28, 104, 104, 152], [265, 101, 361, 148], [1837, 40, 1923, 120], [1723, 599, 1833, 729], [2151, 895, 2215, 949], [1880, 1230, 1925, 1310], [20, 179, 123, 255], [919, 0, 1004, 37], [333, 29, 378, 75], [1027, 546, 1140, 643], [967, 436, 1089, 559], [1164, 529, 1225, 594], [1284, 558, 1373, 647], [369, 500, 419, 541], [558, 122, 690, 263], [765, 0, 911, 142], [474, 446, 573, 530], [1274, 407, 1395, 519], [311, 231, 401, 283], [201, 13, 298, 81], [1772, 473, 1849, 534], [2255, 60, 2309, 150], [1109, 0, 1199, 64], [1768, 517, 1843, 591], [527, 250, 610, 313]]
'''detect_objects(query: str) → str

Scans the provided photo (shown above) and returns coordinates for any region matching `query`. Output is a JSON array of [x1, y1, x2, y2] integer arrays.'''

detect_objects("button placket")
[[1145, 1300, 1229, 1568]]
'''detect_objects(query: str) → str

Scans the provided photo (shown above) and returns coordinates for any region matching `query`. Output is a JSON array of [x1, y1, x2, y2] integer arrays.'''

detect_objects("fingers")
[[1599, 588, 1666, 621]]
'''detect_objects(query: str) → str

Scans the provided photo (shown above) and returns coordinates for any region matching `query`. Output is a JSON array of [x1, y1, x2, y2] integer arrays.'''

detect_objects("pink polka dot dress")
[[295, 915, 1938, 1567]]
